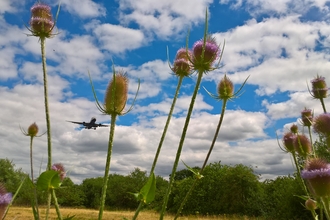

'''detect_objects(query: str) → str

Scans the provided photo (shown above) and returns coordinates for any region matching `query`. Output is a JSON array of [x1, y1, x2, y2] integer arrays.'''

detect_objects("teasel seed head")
[[28, 122, 39, 137], [104, 71, 128, 115], [29, 2, 55, 38], [217, 74, 234, 100]]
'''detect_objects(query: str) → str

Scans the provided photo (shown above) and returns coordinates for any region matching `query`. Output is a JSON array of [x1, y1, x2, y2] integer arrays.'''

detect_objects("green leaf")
[[36, 170, 62, 191], [139, 173, 156, 204], [182, 160, 204, 179]]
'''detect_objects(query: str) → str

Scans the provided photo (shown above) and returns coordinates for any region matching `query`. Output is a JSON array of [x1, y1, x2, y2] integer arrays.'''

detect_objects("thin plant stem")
[[321, 197, 330, 220], [320, 97, 327, 113], [174, 99, 228, 219], [98, 113, 117, 220], [307, 126, 315, 156], [133, 75, 184, 218], [291, 152, 309, 196], [159, 70, 204, 220], [40, 36, 53, 220], [132, 76, 184, 220], [52, 189, 62, 220], [45, 194, 51, 220], [40, 37, 52, 170], [29, 137, 39, 220]]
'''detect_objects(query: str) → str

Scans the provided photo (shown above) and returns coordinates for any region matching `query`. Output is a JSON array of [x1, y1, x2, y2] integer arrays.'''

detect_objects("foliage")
[[260, 175, 311, 220], [168, 162, 263, 216]]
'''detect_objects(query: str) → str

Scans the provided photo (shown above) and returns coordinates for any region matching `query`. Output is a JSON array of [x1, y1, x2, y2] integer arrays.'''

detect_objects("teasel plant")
[[89, 66, 140, 220], [26, 2, 62, 219], [174, 74, 249, 219], [20, 122, 46, 220], [159, 9, 226, 220], [132, 47, 194, 220]]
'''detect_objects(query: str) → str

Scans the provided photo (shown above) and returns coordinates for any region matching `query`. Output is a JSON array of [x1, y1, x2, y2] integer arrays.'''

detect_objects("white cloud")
[[118, 0, 213, 39], [60, 0, 106, 18]]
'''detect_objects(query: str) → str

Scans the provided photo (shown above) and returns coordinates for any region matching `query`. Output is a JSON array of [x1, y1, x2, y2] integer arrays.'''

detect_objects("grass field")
[[5, 207, 258, 220]]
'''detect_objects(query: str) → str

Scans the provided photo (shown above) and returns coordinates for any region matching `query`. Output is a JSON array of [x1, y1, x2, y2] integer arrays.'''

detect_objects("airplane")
[[67, 117, 108, 130]]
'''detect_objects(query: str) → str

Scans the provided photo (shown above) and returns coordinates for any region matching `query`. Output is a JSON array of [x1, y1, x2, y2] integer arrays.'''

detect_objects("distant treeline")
[[0, 158, 312, 219]]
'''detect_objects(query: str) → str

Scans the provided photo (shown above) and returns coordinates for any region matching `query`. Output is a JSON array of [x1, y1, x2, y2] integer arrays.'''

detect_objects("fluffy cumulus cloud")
[[118, 0, 213, 39], [1, 1, 330, 184]]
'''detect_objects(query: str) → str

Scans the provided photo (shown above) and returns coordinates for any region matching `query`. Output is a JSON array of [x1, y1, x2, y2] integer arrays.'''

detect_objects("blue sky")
[[1, 0, 330, 183]]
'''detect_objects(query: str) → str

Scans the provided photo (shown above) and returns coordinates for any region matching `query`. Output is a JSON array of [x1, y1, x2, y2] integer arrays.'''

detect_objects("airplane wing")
[[67, 120, 84, 125], [97, 124, 109, 127]]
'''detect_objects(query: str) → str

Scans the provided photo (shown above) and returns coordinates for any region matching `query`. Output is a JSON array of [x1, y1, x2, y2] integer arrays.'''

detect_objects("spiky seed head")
[[282, 132, 296, 152], [51, 163, 66, 181], [313, 113, 330, 136], [192, 36, 219, 72], [301, 108, 313, 127], [290, 124, 298, 134], [305, 198, 317, 211], [172, 48, 192, 77], [311, 75, 328, 99], [217, 75, 234, 100], [175, 48, 192, 60], [27, 122, 39, 137], [104, 71, 128, 115], [301, 158, 330, 197], [293, 134, 311, 158], [29, 3, 54, 38]]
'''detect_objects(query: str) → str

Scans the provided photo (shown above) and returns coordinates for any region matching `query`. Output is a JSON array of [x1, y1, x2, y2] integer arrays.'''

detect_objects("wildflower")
[[29, 3, 55, 38], [51, 163, 66, 181], [104, 71, 129, 115], [290, 124, 298, 134], [301, 158, 330, 197], [192, 36, 220, 72], [217, 74, 234, 100], [293, 134, 311, 158], [313, 113, 330, 136], [283, 132, 296, 152], [305, 198, 317, 211], [28, 122, 39, 137], [172, 48, 192, 77], [310, 75, 328, 99], [301, 108, 313, 127], [0, 184, 12, 219]]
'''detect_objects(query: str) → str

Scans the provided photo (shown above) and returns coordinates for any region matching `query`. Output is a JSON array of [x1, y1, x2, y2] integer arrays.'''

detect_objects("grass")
[[5, 206, 259, 220]]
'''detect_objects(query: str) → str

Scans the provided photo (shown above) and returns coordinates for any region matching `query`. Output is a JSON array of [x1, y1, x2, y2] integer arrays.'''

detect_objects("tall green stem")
[[40, 36, 53, 220], [52, 189, 62, 220], [40, 37, 52, 170], [159, 70, 204, 220], [30, 137, 39, 220], [98, 113, 117, 220], [132, 76, 184, 220], [174, 99, 228, 219]]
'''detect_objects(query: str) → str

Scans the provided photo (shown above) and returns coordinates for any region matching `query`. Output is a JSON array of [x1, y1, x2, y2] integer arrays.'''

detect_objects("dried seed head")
[[217, 75, 234, 100], [302, 158, 330, 197], [311, 75, 328, 99], [51, 163, 66, 181], [28, 122, 39, 137], [293, 134, 311, 158], [29, 3, 54, 38], [192, 36, 219, 72], [104, 71, 128, 115], [282, 132, 296, 152], [301, 108, 313, 127], [313, 113, 330, 136]]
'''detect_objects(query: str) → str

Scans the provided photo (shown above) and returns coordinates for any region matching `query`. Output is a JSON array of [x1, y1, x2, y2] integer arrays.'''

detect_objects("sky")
[[1, 0, 330, 184]]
